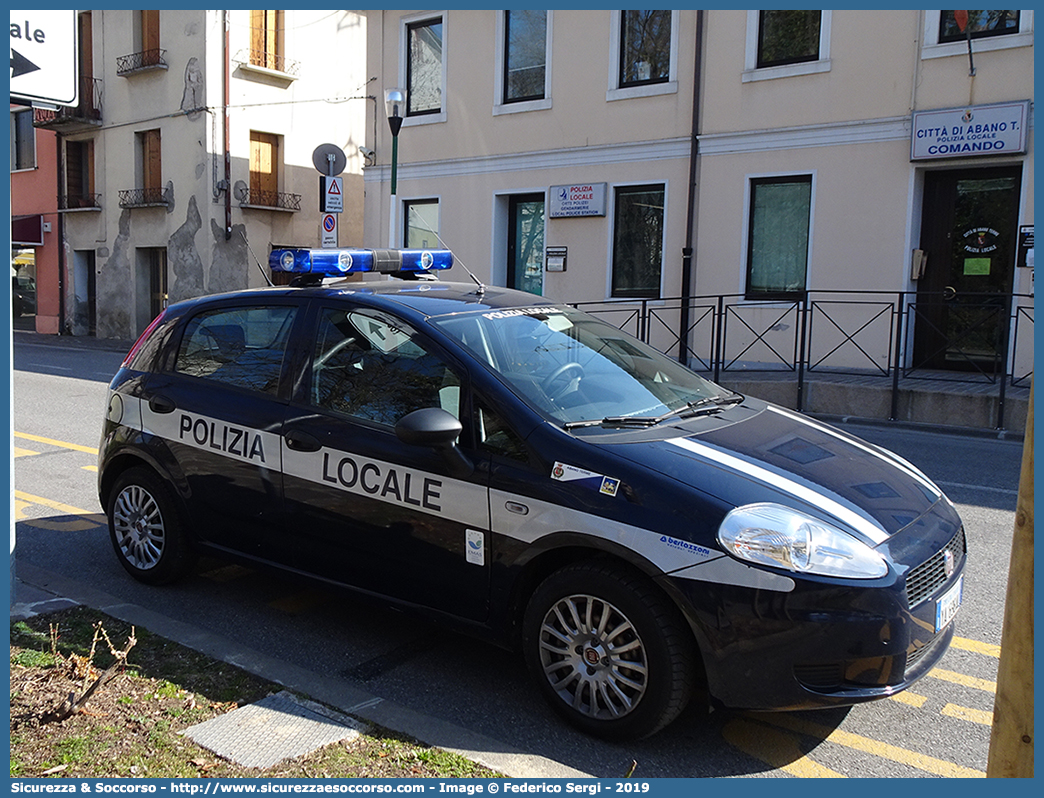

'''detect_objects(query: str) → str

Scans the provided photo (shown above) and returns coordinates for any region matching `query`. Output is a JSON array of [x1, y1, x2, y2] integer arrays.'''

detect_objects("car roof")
[[172, 279, 559, 320]]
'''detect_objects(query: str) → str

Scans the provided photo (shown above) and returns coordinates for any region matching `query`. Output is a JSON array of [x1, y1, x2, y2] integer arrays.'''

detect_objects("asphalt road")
[[10, 331, 1025, 778]]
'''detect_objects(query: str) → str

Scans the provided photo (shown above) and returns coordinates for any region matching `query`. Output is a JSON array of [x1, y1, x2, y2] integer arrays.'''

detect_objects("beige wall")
[[694, 9, 1033, 372], [364, 10, 698, 301], [362, 9, 1032, 373]]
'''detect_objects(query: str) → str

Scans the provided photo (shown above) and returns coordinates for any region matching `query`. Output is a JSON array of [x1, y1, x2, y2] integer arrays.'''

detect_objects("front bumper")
[[667, 520, 966, 711]]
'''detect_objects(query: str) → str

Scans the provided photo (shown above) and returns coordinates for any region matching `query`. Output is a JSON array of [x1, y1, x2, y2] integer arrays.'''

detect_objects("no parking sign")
[[320, 213, 338, 248]]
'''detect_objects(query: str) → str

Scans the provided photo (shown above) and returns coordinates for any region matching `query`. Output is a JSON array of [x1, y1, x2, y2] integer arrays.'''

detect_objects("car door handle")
[[148, 395, 176, 414], [284, 429, 321, 452]]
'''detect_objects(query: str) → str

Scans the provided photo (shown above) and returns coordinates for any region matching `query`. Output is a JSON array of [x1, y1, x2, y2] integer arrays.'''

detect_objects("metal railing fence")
[[571, 289, 1032, 428]]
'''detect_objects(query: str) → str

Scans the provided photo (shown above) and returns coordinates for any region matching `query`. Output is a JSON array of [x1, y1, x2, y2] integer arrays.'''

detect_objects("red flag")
[[954, 10, 969, 32]]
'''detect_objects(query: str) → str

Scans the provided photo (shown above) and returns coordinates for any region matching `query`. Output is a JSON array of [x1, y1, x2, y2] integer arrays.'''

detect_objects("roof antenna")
[[239, 228, 274, 287], [407, 206, 485, 295]]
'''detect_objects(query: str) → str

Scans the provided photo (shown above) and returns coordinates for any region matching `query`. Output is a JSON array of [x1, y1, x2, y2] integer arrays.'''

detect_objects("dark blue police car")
[[98, 248, 965, 740]]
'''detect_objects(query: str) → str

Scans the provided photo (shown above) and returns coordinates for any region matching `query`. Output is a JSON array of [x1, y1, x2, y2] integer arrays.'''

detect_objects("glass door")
[[914, 166, 1022, 372], [507, 193, 545, 295]]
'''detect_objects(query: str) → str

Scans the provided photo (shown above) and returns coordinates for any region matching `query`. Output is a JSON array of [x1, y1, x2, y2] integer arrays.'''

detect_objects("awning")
[[12, 215, 43, 246]]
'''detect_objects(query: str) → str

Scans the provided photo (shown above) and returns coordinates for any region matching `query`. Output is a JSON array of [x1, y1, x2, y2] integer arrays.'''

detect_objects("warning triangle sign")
[[329, 181, 341, 195]]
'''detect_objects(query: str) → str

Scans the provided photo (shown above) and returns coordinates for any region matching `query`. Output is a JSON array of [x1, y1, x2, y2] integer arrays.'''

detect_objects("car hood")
[[608, 402, 946, 545]]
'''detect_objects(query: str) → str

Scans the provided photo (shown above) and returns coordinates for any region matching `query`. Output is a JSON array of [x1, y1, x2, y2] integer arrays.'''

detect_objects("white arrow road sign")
[[10, 10, 78, 106]]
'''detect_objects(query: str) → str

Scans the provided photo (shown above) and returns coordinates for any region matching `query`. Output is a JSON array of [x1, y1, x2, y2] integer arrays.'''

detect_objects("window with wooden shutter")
[[249, 131, 279, 206], [65, 139, 96, 208], [141, 10, 161, 66], [250, 10, 284, 71], [140, 129, 162, 201]]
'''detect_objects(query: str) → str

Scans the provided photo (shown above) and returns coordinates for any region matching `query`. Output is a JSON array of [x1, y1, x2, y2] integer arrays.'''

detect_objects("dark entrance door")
[[507, 193, 545, 295], [914, 166, 1022, 373]]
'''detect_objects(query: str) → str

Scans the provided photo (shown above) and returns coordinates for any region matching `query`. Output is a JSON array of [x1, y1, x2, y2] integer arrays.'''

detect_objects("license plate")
[[935, 576, 963, 632]]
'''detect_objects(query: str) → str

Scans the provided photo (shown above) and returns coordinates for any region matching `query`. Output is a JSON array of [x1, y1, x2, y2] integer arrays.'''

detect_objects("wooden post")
[[987, 379, 1034, 777]]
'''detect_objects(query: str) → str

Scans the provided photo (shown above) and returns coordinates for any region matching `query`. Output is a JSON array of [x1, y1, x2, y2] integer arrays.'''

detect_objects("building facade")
[[363, 9, 1033, 382], [29, 9, 368, 340], [10, 110, 58, 331]]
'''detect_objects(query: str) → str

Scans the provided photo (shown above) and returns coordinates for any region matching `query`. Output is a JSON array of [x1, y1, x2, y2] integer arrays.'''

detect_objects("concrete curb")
[[11, 562, 590, 779]]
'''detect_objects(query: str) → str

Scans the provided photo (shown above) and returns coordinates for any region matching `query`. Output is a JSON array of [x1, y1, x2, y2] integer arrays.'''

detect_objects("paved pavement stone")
[[181, 691, 365, 770]]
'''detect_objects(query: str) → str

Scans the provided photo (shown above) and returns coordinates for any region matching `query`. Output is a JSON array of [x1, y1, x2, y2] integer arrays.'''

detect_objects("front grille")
[[794, 662, 845, 690], [906, 630, 943, 672], [905, 527, 966, 608]]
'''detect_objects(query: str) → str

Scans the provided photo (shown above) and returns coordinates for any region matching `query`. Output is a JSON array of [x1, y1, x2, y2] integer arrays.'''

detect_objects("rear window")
[[174, 305, 297, 395]]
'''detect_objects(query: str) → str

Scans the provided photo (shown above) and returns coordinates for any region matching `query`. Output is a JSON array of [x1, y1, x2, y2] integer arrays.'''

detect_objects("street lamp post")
[[385, 88, 406, 248]]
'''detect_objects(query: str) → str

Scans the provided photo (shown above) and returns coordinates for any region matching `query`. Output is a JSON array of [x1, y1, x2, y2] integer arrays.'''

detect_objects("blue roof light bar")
[[269, 248, 453, 276]]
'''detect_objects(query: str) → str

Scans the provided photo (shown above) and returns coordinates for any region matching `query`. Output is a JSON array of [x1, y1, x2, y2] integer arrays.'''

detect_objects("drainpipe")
[[678, 9, 703, 365], [223, 11, 231, 240], [56, 132, 66, 334]]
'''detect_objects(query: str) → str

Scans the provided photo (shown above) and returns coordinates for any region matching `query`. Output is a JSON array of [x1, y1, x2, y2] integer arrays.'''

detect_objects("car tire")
[[522, 560, 695, 740], [107, 467, 194, 585]]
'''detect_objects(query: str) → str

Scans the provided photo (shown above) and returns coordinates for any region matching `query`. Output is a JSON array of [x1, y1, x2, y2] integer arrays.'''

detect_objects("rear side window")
[[175, 305, 297, 395]]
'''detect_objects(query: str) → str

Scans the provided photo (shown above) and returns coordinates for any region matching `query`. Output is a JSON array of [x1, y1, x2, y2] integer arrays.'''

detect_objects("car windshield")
[[432, 305, 734, 427]]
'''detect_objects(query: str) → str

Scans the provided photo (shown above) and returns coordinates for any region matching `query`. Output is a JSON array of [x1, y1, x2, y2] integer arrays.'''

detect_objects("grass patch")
[[11, 607, 503, 779]]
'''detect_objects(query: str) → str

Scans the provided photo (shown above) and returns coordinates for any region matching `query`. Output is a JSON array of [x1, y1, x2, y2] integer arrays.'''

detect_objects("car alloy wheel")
[[523, 560, 695, 740], [112, 483, 165, 571], [107, 467, 194, 585], [537, 593, 649, 720]]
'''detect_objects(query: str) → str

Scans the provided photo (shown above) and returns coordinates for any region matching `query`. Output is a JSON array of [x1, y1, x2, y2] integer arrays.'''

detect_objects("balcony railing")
[[116, 49, 167, 75], [245, 188, 301, 211], [118, 187, 171, 208], [570, 289, 1033, 430], [58, 193, 102, 211], [32, 77, 103, 130]]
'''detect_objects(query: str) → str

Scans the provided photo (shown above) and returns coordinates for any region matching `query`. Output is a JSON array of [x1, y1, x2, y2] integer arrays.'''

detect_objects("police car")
[[98, 247, 966, 740]]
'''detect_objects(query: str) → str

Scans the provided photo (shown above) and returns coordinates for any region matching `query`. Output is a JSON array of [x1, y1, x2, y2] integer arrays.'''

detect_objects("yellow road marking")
[[723, 717, 844, 777], [13, 491, 106, 532], [14, 499, 31, 520], [14, 431, 98, 455], [14, 447, 39, 458], [950, 636, 1001, 658], [13, 491, 94, 516], [82, 465, 98, 472], [889, 691, 927, 708], [941, 703, 993, 726], [929, 668, 997, 694], [760, 713, 986, 778]]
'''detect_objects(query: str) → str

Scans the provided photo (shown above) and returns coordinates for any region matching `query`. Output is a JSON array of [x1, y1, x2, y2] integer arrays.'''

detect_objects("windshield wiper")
[[563, 392, 744, 430]]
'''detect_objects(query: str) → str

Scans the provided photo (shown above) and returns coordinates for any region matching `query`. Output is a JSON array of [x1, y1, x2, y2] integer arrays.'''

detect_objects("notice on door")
[[963, 258, 991, 276]]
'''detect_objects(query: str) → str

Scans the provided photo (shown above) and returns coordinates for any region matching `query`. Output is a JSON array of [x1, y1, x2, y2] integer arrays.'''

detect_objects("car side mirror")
[[395, 408, 473, 478]]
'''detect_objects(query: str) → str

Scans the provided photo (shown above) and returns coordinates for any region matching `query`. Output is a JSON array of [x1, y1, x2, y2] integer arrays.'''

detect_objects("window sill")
[[240, 203, 299, 213], [742, 59, 831, 83], [402, 110, 447, 128], [236, 61, 298, 87], [922, 32, 1034, 59], [493, 97, 552, 116], [606, 81, 678, 102], [57, 206, 102, 214]]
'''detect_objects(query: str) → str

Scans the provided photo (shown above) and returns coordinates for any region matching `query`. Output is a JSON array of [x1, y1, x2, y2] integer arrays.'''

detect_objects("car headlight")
[[718, 503, 888, 579]]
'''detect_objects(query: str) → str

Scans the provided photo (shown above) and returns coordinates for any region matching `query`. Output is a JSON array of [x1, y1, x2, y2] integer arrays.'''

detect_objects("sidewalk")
[[12, 327, 135, 355], [9, 563, 588, 779]]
